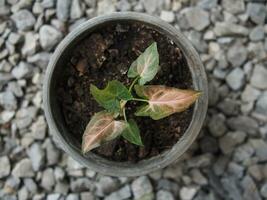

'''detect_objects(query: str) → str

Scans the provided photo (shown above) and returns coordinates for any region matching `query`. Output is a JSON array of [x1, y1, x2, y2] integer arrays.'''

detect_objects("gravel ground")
[[0, 0, 267, 199]]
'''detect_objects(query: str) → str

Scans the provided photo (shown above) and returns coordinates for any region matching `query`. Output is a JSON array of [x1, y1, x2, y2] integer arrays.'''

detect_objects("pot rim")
[[43, 12, 208, 177]]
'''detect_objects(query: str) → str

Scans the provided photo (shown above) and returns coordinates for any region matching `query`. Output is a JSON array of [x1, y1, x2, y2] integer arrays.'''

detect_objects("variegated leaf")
[[127, 42, 159, 85], [134, 85, 201, 120], [82, 111, 127, 153]]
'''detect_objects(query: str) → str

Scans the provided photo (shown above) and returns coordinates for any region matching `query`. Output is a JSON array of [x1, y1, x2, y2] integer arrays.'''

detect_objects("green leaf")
[[82, 111, 127, 153], [122, 119, 143, 146], [127, 42, 159, 85], [90, 80, 133, 113], [134, 85, 201, 120]]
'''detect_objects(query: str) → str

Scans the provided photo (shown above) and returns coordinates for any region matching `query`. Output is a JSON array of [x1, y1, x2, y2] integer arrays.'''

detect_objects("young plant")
[[82, 42, 201, 154]]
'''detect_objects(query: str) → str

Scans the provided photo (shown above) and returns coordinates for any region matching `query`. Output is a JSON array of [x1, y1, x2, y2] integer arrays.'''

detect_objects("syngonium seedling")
[[81, 42, 201, 154]]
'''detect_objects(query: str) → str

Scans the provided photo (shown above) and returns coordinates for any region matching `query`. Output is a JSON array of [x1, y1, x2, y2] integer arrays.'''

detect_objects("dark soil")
[[57, 22, 193, 162]]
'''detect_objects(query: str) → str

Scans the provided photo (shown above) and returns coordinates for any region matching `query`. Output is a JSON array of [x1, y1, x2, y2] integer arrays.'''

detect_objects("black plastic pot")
[[43, 12, 208, 177]]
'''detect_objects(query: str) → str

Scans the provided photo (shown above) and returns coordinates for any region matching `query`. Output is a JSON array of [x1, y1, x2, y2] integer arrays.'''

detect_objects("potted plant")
[[44, 12, 208, 177]]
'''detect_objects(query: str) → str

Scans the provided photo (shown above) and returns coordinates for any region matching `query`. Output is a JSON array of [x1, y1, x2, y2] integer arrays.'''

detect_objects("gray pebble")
[[0, 156, 11, 178], [27, 143, 45, 171], [104, 185, 132, 200], [182, 7, 210, 31], [11, 9, 36, 31], [39, 25, 63, 51], [56, 0, 71, 21], [156, 190, 175, 200], [249, 26, 265, 41], [250, 64, 267, 89], [226, 68, 245, 90], [12, 158, 34, 178], [132, 176, 154, 200]]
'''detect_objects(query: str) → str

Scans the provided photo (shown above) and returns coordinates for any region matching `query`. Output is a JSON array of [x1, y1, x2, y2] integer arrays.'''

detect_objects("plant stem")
[[122, 107, 127, 122], [128, 76, 139, 92], [131, 98, 149, 103]]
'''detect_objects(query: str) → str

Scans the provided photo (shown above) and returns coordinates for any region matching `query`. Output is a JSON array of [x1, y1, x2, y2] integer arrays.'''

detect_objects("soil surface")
[[57, 22, 193, 162]]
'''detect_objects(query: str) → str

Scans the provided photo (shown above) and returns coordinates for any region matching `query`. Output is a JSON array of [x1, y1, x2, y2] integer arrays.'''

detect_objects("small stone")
[[54, 181, 70, 195], [188, 31, 208, 53], [8, 33, 22, 45], [4, 176, 21, 194], [0, 49, 8, 60], [249, 26, 265, 41], [70, 178, 93, 192], [24, 178, 38, 194], [70, 0, 84, 19], [242, 85, 261, 102], [54, 166, 65, 181], [190, 169, 208, 185], [160, 11, 175, 23], [221, 178, 243, 200], [180, 187, 198, 200], [7, 81, 23, 97], [0, 156, 11, 178], [11, 9, 36, 31], [41, 0, 55, 8], [247, 3, 266, 24], [241, 175, 261, 200], [22, 32, 37, 56], [11, 61, 33, 80], [182, 7, 210, 31], [250, 65, 267, 89], [218, 98, 239, 116], [222, 0, 245, 14], [208, 113, 227, 137], [255, 91, 267, 117], [81, 192, 95, 200], [227, 43, 247, 67], [260, 183, 267, 198], [250, 139, 267, 162], [27, 143, 45, 171], [132, 176, 154, 200], [156, 190, 175, 200], [233, 143, 254, 163], [226, 68, 245, 90], [214, 22, 249, 36], [104, 185, 132, 200], [0, 91, 17, 110], [44, 138, 61, 165], [66, 194, 79, 200], [187, 154, 212, 168], [142, 0, 163, 14], [200, 136, 218, 153], [39, 25, 63, 51], [228, 162, 244, 179], [97, 0, 116, 15], [248, 165, 263, 181], [0, 110, 15, 124], [96, 176, 120, 196], [47, 194, 61, 200], [197, 0, 218, 10], [32, 2, 44, 14], [219, 131, 246, 154], [56, 0, 71, 21], [18, 186, 29, 200], [31, 116, 47, 140], [157, 179, 179, 196], [116, 0, 131, 11], [27, 52, 51, 69], [12, 158, 34, 178], [248, 42, 266, 60], [41, 168, 55, 191], [227, 116, 258, 135]]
